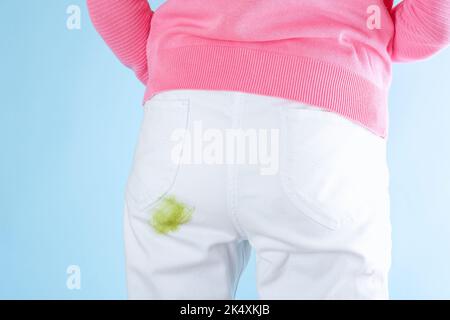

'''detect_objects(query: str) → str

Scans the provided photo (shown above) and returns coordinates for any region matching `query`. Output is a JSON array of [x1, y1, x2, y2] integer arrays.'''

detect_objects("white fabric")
[[123, 89, 391, 300]]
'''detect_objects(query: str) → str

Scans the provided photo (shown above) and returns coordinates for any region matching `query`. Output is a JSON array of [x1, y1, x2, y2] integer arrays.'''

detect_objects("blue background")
[[1, 0, 449, 299]]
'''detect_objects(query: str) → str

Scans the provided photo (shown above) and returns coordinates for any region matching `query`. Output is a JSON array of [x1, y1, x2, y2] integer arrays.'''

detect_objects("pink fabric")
[[87, 0, 450, 138]]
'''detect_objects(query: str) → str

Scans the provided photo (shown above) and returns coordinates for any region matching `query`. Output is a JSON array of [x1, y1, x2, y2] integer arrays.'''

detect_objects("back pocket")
[[125, 97, 190, 213], [279, 104, 389, 230]]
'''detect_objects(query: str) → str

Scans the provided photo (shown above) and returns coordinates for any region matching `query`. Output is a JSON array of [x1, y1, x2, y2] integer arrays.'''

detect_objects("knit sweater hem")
[[144, 45, 389, 138]]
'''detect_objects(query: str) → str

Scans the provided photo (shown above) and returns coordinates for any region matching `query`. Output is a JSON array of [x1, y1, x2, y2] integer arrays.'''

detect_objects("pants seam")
[[227, 92, 248, 240]]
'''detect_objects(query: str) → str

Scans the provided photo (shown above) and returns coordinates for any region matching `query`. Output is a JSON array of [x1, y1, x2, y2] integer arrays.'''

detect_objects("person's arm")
[[87, 0, 153, 84], [389, 0, 450, 62]]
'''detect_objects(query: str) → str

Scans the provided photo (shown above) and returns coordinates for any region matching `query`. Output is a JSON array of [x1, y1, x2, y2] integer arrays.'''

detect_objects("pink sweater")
[[87, 0, 450, 138]]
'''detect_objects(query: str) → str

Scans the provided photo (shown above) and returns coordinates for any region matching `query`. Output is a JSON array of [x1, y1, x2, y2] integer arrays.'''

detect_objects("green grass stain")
[[149, 195, 194, 234]]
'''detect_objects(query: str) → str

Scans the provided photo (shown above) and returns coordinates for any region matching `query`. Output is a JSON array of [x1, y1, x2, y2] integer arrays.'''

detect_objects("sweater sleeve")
[[87, 0, 153, 84], [389, 0, 450, 62]]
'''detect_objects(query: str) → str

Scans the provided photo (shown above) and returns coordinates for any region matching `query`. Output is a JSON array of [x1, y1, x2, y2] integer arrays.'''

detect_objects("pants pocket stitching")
[[279, 105, 344, 231], [279, 172, 342, 230], [125, 98, 191, 213]]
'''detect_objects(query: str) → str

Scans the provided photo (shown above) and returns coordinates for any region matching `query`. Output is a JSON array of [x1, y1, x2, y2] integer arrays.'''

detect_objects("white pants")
[[124, 89, 391, 299]]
